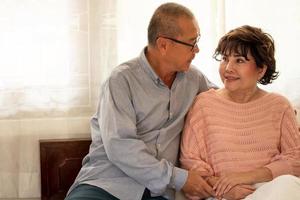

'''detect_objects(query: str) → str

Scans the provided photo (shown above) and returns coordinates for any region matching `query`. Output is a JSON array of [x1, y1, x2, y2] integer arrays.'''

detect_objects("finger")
[[202, 179, 215, 196], [213, 176, 226, 190], [220, 182, 231, 196], [198, 170, 213, 177], [213, 177, 224, 195], [213, 178, 222, 190], [223, 183, 233, 194], [216, 195, 223, 200], [199, 190, 210, 198], [242, 184, 255, 191], [215, 180, 229, 196]]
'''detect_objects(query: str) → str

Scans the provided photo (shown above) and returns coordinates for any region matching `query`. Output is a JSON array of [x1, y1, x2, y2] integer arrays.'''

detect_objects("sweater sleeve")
[[265, 105, 300, 178], [180, 98, 214, 175]]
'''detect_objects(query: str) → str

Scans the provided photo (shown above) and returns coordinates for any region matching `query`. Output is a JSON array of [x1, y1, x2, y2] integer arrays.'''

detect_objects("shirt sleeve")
[[98, 73, 187, 195], [180, 96, 214, 175], [265, 105, 300, 178]]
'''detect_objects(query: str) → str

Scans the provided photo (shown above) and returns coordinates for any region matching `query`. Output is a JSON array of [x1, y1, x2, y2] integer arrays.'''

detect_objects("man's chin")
[[182, 65, 191, 72]]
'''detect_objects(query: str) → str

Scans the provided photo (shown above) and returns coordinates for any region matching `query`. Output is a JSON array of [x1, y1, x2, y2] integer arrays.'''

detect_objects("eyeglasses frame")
[[157, 35, 200, 51]]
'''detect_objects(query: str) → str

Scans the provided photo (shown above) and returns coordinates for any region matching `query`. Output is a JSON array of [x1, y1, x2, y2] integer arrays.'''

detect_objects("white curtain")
[[0, 0, 299, 198], [0, 0, 117, 198]]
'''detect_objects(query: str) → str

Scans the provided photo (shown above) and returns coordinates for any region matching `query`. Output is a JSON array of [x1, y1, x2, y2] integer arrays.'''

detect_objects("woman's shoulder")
[[196, 88, 218, 100], [261, 92, 295, 115], [192, 89, 220, 108], [266, 92, 291, 105]]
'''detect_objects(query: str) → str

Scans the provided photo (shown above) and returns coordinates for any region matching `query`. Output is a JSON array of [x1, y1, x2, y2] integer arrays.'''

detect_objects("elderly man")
[[65, 3, 215, 200]]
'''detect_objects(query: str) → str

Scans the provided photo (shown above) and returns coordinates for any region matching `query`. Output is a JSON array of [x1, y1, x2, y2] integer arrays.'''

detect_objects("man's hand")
[[182, 171, 215, 199]]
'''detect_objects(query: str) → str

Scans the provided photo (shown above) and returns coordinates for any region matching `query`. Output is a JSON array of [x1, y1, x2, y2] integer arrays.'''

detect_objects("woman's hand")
[[221, 184, 255, 200], [207, 175, 255, 200], [213, 172, 253, 198]]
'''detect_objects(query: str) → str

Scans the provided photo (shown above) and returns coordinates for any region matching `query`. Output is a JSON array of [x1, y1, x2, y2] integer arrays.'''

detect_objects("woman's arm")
[[265, 105, 300, 178], [212, 104, 300, 198]]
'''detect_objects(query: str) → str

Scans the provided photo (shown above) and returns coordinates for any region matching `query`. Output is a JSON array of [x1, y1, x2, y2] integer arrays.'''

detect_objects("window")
[[0, 0, 91, 118]]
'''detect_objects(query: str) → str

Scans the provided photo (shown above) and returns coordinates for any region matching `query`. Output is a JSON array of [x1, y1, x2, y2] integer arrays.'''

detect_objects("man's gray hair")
[[147, 3, 195, 46]]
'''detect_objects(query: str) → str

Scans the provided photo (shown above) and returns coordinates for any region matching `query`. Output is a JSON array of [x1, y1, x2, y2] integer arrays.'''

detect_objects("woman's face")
[[219, 51, 266, 93]]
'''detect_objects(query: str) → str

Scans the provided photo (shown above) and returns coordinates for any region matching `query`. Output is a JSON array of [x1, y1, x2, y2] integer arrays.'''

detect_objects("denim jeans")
[[65, 184, 167, 200]]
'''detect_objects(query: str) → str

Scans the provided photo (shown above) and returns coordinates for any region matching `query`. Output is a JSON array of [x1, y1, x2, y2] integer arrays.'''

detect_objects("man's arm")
[[98, 74, 186, 195]]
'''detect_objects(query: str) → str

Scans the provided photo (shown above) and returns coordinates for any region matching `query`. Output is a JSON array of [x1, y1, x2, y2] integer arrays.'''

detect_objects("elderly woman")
[[180, 25, 300, 200]]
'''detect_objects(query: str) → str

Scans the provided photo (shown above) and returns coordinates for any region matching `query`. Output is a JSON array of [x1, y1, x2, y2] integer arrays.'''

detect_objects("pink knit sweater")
[[180, 89, 300, 178]]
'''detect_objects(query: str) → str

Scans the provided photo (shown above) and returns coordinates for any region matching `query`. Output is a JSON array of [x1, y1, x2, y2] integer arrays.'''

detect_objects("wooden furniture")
[[40, 138, 91, 200]]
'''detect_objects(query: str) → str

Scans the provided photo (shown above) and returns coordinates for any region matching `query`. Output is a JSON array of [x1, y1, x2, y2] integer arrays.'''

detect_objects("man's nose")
[[192, 44, 200, 53]]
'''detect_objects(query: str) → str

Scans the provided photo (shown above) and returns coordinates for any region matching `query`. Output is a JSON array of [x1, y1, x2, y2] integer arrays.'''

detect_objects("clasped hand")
[[182, 171, 215, 200], [213, 171, 254, 199], [183, 171, 255, 200]]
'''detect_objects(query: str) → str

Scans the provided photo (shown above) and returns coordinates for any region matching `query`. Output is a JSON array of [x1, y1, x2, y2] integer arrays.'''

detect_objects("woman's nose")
[[225, 61, 234, 72]]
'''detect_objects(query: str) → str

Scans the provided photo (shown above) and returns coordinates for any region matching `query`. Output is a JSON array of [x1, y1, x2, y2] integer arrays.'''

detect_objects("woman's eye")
[[236, 58, 245, 63], [222, 56, 228, 62]]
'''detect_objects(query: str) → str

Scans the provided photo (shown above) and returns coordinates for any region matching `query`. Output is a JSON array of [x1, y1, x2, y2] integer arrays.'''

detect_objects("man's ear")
[[156, 37, 168, 55]]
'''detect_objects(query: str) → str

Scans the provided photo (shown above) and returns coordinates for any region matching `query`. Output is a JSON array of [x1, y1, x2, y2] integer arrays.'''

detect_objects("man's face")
[[166, 17, 200, 72]]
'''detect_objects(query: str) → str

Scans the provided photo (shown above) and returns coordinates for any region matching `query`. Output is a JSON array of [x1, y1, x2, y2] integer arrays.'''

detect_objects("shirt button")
[[157, 144, 161, 149]]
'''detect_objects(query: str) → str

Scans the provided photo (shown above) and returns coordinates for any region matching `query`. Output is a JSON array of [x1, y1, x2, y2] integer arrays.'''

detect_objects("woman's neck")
[[219, 87, 265, 103]]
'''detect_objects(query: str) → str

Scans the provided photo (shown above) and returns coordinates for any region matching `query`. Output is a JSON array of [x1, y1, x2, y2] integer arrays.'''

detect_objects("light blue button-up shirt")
[[67, 48, 215, 200]]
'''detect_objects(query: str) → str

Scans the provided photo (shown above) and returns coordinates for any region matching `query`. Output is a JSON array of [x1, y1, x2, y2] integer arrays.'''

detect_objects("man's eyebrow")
[[188, 34, 200, 42]]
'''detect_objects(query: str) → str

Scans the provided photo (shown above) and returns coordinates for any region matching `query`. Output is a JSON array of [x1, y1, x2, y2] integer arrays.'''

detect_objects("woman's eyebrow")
[[233, 54, 245, 57]]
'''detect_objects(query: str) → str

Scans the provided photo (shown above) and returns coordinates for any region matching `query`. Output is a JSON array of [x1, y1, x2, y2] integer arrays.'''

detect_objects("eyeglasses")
[[158, 35, 200, 51]]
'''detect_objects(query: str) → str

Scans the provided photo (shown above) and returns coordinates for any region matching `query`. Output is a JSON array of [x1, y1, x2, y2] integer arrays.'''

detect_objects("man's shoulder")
[[185, 65, 217, 90], [109, 57, 141, 79], [186, 65, 204, 77]]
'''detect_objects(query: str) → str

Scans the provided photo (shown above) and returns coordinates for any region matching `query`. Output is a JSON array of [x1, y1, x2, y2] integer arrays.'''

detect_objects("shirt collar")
[[139, 47, 185, 86], [139, 47, 161, 85]]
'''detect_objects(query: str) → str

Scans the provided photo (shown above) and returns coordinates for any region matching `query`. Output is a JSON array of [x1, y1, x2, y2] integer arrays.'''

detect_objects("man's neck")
[[145, 46, 176, 88]]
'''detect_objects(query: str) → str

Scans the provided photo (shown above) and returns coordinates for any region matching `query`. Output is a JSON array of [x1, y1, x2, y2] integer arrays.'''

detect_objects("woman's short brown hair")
[[213, 25, 279, 85]]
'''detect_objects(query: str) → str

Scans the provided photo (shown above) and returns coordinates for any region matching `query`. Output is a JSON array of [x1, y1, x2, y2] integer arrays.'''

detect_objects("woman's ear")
[[258, 65, 267, 80]]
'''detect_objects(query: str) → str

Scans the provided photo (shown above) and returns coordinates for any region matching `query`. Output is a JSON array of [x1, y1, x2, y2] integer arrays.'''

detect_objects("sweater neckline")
[[209, 88, 272, 106]]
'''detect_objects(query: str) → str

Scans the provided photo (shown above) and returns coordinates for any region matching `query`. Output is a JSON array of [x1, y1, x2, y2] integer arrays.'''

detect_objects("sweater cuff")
[[265, 160, 292, 178], [169, 167, 188, 191]]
